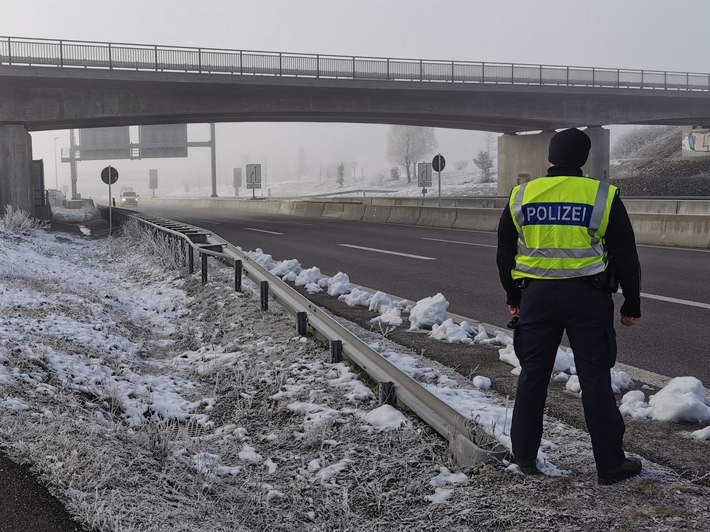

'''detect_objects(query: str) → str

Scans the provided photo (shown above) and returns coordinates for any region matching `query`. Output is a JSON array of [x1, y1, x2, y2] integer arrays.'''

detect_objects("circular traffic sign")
[[101, 166, 119, 185], [432, 154, 446, 172]]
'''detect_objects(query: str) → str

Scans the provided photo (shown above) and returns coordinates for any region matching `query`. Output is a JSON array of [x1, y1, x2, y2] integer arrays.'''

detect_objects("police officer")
[[496, 128, 642, 485]]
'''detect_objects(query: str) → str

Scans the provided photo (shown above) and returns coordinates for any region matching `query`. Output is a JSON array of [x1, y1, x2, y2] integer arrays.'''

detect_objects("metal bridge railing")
[[2, 35, 709, 91]]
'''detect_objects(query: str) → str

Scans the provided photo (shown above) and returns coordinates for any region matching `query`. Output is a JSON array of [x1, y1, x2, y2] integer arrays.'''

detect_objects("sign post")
[[149, 169, 158, 198], [246, 164, 262, 200], [101, 165, 119, 235], [234, 168, 242, 197], [432, 154, 446, 204]]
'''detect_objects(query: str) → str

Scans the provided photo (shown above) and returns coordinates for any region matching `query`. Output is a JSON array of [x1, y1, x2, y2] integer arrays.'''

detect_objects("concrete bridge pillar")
[[0, 125, 34, 214], [497, 127, 610, 196]]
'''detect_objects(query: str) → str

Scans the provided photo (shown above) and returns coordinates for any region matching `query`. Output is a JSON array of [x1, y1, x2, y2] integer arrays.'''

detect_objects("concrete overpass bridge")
[[2, 35, 710, 213]]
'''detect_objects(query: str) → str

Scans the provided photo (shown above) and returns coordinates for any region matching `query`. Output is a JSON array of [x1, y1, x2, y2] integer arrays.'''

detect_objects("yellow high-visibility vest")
[[508, 176, 617, 279]]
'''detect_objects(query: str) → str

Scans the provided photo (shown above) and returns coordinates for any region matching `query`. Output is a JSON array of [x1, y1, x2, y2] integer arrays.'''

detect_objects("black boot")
[[598, 457, 642, 485]]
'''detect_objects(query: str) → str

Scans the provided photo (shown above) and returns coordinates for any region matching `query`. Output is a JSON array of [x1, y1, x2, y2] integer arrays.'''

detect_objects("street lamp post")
[[53, 137, 59, 189]]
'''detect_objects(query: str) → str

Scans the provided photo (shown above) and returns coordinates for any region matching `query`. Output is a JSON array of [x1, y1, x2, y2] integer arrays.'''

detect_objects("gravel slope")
[[610, 130, 710, 196]]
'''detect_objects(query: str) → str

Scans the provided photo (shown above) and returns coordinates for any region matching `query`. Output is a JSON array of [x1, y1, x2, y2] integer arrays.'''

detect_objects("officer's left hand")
[[508, 305, 520, 316]]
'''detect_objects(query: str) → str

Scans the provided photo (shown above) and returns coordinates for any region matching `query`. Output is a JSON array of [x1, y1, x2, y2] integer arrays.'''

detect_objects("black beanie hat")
[[548, 128, 591, 168]]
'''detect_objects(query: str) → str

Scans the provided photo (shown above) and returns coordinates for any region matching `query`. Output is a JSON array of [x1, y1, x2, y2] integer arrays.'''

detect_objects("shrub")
[[0, 205, 41, 234]]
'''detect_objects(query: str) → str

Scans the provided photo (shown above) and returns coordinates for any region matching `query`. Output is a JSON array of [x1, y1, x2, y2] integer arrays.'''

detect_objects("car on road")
[[46, 189, 66, 207], [120, 191, 139, 207]]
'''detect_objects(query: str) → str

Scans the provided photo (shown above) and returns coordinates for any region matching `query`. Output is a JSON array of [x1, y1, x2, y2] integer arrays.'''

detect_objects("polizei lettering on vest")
[[522, 202, 592, 226]]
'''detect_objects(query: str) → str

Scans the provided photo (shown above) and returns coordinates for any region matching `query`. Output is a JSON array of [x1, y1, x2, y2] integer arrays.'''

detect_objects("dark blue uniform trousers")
[[511, 278, 626, 472]]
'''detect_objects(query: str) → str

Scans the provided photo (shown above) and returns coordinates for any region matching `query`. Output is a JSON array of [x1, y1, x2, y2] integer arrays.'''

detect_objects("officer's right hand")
[[508, 305, 520, 317], [620, 315, 640, 327]]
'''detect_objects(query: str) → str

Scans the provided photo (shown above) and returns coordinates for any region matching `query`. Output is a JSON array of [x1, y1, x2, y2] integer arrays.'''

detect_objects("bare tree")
[[611, 126, 679, 159], [350, 160, 359, 181], [336, 162, 345, 187], [386, 126, 438, 183]]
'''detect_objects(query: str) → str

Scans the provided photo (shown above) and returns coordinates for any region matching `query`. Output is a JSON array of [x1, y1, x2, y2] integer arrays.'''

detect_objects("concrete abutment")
[[497, 127, 610, 195], [0, 124, 34, 214]]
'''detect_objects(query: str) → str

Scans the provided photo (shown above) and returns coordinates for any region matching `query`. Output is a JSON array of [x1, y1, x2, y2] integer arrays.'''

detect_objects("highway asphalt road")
[[141, 203, 710, 386]]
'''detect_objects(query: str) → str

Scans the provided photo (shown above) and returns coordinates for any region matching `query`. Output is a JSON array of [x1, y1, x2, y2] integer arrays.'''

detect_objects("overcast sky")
[[4, 0, 708, 197]]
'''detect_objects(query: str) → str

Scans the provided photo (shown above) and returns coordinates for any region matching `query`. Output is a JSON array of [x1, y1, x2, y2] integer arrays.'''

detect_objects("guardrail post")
[[379, 381, 396, 406], [173, 234, 181, 264], [201, 252, 208, 284], [297, 311, 308, 336], [188, 246, 194, 274], [59, 40, 64, 67], [330, 340, 343, 363], [317, 54, 320, 77], [7, 37, 11, 65], [198, 48, 202, 72], [279, 52, 282, 76], [260, 281, 269, 310], [154, 45, 158, 71], [108, 43, 112, 69], [234, 259, 242, 292]]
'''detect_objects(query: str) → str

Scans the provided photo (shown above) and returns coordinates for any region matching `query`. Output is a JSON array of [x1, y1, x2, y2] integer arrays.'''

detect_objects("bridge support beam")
[[0, 125, 34, 215], [497, 127, 610, 196]]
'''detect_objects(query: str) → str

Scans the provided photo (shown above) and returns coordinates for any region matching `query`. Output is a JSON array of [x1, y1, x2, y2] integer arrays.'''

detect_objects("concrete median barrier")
[[630, 213, 710, 248], [340, 203, 366, 220], [386, 205, 421, 225], [677, 200, 710, 215], [141, 197, 710, 249], [455, 198, 498, 209], [362, 204, 392, 223], [304, 202, 325, 218], [452, 208, 502, 231], [416, 206, 457, 228], [624, 199, 679, 214], [291, 202, 310, 216], [322, 203, 345, 218]]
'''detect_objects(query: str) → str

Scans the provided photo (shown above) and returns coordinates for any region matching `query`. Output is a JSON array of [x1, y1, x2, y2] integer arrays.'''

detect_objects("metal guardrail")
[[2, 35, 709, 91], [114, 209, 509, 465]]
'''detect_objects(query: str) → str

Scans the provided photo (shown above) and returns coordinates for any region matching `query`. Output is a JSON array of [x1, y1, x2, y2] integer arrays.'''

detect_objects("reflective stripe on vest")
[[509, 176, 616, 280]]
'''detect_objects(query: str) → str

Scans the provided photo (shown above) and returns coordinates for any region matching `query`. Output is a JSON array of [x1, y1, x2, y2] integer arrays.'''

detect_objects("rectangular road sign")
[[234, 168, 243, 188], [417, 162, 432, 187], [246, 164, 262, 189], [149, 169, 158, 189]]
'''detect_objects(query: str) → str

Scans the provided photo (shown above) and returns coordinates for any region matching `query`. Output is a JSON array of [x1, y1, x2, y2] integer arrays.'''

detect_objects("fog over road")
[[142, 203, 710, 385]]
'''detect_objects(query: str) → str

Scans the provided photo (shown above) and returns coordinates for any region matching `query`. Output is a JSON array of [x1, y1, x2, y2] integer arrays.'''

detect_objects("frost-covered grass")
[[0, 205, 44, 233], [1, 223, 710, 531]]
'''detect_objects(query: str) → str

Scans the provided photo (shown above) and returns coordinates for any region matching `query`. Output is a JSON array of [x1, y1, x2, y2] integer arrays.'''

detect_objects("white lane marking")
[[640, 292, 710, 310], [338, 244, 436, 260], [640, 243, 710, 254], [423, 237, 496, 248], [245, 227, 284, 235], [424, 237, 708, 308], [201, 220, 222, 225]]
